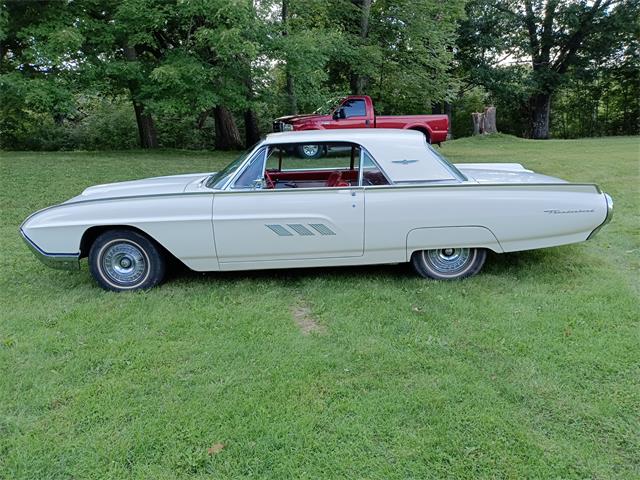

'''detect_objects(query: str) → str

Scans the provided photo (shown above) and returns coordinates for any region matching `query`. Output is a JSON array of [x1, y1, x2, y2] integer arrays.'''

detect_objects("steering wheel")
[[264, 171, 275, 189]]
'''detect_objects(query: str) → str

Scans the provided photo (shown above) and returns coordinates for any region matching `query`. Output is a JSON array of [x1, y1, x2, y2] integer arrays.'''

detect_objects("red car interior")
[[265, 169, 358, 189]]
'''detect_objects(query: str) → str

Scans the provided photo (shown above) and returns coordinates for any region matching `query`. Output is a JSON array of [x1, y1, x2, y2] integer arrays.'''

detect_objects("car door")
[[212, 146, 365, 265]]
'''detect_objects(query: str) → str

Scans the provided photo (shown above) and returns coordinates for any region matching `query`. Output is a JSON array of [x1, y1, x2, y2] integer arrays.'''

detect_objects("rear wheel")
[[89, 230, 166, 292], [411, 247, 486, 280]]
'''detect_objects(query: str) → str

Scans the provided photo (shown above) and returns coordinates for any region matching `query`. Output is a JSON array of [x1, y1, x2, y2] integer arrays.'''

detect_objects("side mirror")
[[333, 108, 345, 120]]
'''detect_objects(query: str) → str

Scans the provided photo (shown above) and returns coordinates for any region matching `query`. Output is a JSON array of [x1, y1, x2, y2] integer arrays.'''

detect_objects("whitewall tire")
[[89, 230, 166, 292], [411, 248, 486, 280]]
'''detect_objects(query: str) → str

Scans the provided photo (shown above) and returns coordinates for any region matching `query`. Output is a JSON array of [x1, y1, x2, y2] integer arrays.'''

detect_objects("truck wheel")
[[296, 144, 325, 159], [89, 229, 166, 292], [411, 248, 486, 280]]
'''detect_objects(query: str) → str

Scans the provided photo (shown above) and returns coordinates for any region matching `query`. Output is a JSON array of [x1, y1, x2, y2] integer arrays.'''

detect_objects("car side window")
[[341, 99, 366, 118], [259, 142, 361, 189], [265, 143, 360, 172], [231, 149, 266, 189], [361, 150, 390, 186]]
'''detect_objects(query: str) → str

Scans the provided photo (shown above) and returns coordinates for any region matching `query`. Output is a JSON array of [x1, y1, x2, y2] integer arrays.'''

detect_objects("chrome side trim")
[[38, 191, 214, 209], [587, 193, 614, 240], [211, 182, 602, 194], [20, 229, 80, 270]]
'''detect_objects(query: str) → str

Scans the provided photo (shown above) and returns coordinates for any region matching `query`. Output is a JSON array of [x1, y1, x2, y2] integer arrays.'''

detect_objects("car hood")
[[275, 113, 329, 124], [455, 163, 566, 184], [68, 173, 211, 202]]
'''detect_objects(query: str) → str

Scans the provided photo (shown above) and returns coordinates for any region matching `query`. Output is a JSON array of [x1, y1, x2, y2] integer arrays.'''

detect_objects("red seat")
[[326, 171, 350, 187]]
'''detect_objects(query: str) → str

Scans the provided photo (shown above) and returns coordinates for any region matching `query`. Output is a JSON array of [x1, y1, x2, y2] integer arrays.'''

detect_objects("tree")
[[0, 0, 79, 149], [324, 0, 465, 114], [457, 0, 640, 139]]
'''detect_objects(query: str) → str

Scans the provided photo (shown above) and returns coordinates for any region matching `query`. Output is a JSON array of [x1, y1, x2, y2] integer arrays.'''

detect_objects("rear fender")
[[406, 226, 503, 261]]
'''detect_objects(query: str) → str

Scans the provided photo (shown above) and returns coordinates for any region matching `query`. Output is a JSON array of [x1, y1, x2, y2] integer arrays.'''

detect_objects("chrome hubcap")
[[302, 145, 319, 156], [425, 248, 473, 274], [101, 241, 148, 285]]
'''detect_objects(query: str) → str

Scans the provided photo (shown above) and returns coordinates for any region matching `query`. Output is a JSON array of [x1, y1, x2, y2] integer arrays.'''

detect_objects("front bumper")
[[588, 193, 614, 240], [20, 229, 80, 270]]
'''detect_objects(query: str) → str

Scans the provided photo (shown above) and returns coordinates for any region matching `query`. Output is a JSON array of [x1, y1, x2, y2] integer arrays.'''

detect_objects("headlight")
[[282, 123, 294, 131]]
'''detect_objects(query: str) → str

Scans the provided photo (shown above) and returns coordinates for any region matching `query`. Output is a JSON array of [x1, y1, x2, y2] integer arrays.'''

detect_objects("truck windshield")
[[313, 97, 342, 115]]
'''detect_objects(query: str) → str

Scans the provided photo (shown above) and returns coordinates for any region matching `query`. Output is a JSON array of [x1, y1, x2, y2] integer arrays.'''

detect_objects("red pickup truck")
[[273, 95, 448, 158]]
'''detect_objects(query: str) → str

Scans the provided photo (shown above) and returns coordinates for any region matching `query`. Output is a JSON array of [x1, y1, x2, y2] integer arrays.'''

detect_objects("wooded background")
[[1, 0, 638, 151]]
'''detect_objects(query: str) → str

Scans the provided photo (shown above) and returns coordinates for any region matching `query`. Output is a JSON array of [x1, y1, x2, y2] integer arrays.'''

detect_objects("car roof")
[[265, 128, 422, 144], [264, 129, 457, 183]]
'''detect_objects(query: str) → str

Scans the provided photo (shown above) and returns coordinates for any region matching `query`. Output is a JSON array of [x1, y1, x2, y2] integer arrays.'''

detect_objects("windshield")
[[428, 144, 467, 181], [206, 145, 259, 189], [313, 97, 342, 115]]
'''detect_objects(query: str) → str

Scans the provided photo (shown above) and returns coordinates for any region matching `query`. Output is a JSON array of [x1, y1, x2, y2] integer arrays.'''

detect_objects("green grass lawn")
[[1, 135, 638, 479]]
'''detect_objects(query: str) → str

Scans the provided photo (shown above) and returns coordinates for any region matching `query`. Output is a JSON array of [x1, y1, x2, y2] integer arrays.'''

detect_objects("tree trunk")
[[285, 72, 297, 114], [244, 109, 261, 146], [214, 106, 243, 150], [472, 112, 484, 135], [124, 44, 158, 149], [444, 101, 453, 140], [350, 0, 372, 94], [483, 106, 497, 134], [282, 0, 297, 114], [529, 93, 551, 139], [243, 62, 261, 146], [131, 99, 159, 149]]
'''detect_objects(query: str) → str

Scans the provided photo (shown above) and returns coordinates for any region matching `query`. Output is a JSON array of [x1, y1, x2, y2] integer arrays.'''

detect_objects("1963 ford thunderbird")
[[20, 129, 613, 291]]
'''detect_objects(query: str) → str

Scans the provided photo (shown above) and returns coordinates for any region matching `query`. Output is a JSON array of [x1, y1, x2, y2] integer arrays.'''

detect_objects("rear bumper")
[[20, 229, 80, 270], [588, 193, 614, 240]]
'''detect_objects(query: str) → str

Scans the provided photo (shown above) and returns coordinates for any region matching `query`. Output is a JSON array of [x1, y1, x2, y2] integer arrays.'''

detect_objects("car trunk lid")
[[455, 163, 567, 184]]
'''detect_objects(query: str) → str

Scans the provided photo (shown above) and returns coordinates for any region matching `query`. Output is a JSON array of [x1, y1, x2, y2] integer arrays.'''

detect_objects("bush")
[[63, 95, 139, 150]]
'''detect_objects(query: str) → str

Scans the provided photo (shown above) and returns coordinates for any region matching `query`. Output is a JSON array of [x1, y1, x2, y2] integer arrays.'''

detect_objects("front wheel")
[[296, 144, 325, 159], [89, 230, 166, 292], [411, 248, 486, 280]]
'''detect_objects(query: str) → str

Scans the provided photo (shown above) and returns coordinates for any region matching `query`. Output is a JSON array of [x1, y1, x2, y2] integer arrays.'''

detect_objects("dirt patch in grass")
[[291, 302, 325, 335]]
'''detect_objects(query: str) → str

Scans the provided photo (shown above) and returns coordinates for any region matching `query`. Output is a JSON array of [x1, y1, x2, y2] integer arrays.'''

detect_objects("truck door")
[[328, 98, 369, 129]]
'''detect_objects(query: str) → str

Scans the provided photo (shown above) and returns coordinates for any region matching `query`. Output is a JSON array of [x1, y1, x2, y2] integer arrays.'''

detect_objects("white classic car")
[[21, 129, 613, 291]]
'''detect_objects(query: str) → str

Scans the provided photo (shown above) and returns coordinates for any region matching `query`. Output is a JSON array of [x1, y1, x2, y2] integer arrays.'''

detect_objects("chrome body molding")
[[588, 193, 614, 240], [20, 229, 80, 270]]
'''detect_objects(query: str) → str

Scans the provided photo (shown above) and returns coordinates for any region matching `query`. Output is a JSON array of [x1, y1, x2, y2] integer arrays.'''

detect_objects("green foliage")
[[367, 0, 466, 114], [0, 72, 73, 149], [0, 0, 638, 149], [551, 45, 640, 138], [63, 95, 139, 151], [450, 87, 486, 138], [455, 0, 640, 138]]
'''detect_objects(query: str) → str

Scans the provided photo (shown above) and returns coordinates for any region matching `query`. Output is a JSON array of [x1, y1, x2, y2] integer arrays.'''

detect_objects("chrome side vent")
[[309, 223, 336, 236], [266, 224, 293, 236], [287, 224, 314, 236]]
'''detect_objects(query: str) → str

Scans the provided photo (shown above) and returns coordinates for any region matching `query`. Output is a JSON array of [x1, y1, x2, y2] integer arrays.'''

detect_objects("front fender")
[[20, 193, 218, 272]]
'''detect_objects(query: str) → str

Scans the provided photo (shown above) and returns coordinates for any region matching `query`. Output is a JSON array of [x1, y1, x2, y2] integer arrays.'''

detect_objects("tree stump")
[[483, 106, 497, 134], [472, 112, 484, 135], [472, 106, 497, 135]]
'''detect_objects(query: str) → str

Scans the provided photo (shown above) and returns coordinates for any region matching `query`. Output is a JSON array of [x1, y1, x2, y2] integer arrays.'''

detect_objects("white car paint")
[[21, 129, 612, 276]]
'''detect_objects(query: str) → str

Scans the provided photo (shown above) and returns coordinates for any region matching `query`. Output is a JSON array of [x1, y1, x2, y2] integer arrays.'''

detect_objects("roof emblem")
[[392, 159, 418, 165]]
